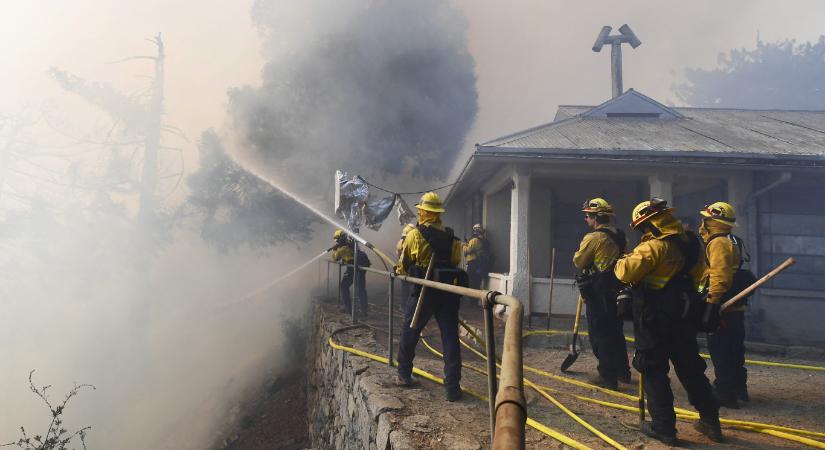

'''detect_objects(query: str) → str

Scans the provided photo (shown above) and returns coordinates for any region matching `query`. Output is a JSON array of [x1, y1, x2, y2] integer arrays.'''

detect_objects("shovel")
[[561, 295, 584, 372]]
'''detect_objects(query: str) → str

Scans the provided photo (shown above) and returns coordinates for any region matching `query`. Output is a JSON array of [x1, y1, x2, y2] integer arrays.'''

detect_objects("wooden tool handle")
[[721, 257, 795, 311], [410, 257, 435, 328]]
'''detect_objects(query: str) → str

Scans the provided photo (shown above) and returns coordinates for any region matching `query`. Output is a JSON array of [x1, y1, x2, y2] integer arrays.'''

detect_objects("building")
[[444, 88, 825, 346]]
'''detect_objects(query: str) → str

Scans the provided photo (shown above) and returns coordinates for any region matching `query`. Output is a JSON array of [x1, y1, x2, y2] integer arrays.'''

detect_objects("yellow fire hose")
[[328, 326, 592, 450], [455, 331, 825, 446], [341, 305, 825, 447], [522, 329, 825, 372], [420, 338, 621, 449]]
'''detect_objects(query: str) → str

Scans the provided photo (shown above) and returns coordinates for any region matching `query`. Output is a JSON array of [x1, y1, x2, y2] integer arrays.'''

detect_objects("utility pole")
[[592, 24, 642, 98]]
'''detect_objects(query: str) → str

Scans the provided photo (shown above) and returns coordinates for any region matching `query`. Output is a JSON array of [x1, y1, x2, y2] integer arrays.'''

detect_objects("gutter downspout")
[[747, 171, 791, 339]]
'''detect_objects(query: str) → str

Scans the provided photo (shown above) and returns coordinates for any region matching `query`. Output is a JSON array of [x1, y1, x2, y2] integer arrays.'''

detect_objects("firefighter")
[[615, 198, 722, 445], [395, 192, 464, 401], [397, 224, 415, 258], [699, 201, 749, 409], [396, 224, 415, 309], [329, 229, 369, 316], [463, 224, 491, 289], [573, 198, 631, 390]]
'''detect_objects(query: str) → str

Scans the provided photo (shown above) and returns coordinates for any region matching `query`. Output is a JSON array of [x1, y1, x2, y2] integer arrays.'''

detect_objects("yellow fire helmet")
[[333, 229, 346, 240], [415, 191, 445, 213], [700, 201, 737, 226], [582, 198, 615, 216], [631, 197, 675, 229], [401, 223, 415, 237]]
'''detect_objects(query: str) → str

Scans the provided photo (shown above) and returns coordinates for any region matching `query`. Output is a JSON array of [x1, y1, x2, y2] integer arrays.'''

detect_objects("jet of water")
[[232, 159, 397, 267]]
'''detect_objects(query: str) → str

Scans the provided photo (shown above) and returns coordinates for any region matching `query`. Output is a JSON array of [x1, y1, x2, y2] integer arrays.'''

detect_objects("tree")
[[674, 36, 825, 109], [181, 130, 317, 251], [50, 34, 184, 229]]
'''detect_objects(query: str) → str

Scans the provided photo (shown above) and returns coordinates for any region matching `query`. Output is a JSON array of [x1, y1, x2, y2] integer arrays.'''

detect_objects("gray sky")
[[5, 0, 825, 179]]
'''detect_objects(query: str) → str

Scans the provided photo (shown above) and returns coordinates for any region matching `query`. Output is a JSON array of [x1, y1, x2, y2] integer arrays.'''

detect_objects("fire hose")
[[328, 325, 590, 449], [342, 301, 825, 448], [448, 333, 825, 448]]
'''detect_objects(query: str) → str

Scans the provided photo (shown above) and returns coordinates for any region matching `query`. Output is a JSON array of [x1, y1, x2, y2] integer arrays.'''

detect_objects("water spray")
[[230, 160, 397, 268]]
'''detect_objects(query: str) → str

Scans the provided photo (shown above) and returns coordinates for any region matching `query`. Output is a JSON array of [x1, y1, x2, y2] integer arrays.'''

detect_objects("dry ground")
[[361, 296, 825, 449], [218, 293, 824, 449]]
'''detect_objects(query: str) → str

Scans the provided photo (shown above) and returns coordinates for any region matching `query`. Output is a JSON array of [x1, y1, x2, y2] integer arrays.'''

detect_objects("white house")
[[444, 89, 825, 346]]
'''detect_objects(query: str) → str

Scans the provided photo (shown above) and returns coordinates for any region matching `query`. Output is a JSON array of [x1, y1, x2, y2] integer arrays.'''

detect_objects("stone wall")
[[307, 306, 485, 450]]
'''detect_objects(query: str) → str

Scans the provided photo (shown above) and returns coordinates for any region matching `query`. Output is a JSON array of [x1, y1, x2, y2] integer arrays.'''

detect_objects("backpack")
[[415, 225, 468, 289], [706, 233, 756, 305], [663, 231, 705, 320], [355, 248, 371, 268], [473, 236, 494, 271]]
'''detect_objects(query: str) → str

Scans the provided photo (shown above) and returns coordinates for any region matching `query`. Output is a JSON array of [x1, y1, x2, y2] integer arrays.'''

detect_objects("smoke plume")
[[227, 0, 478, 199]]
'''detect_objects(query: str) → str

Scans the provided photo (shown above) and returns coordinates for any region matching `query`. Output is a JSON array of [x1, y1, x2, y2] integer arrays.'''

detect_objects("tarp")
[[335, 172, 403, 231]]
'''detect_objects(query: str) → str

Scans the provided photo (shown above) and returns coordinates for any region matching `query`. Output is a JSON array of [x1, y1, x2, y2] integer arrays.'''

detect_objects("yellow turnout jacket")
[[615, 213, 705, 291]]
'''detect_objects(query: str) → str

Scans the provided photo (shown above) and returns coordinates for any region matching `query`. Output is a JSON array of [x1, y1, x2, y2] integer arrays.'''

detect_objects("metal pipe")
[[338, 264, 526, 448], [611, 41, 623, 98], [492, 294, 526, 450], [388, 276, 395, 366], [483, 296, 498, 438], [353, 240, 359, 323]]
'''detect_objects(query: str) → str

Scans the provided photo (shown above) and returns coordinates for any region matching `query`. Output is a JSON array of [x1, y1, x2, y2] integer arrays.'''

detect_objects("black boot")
[[694, 417, 723, 443], [640, 422, 678, 446], [588, 374, 618, 391], [737, 385, 750, 403], [446, 386, 463, 402]]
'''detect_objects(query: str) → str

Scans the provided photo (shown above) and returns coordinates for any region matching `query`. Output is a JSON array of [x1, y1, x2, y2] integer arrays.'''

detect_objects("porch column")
[[648, 174, 673, 203], [510, 167, 531, 304], [727, 173, 753, 237]]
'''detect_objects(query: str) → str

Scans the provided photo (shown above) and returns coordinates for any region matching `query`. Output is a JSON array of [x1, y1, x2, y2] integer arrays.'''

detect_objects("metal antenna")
[[592, 24, 642, 98]]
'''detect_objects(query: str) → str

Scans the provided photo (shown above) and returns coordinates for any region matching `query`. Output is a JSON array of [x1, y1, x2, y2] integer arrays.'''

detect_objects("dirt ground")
[[218, 292, 824, 449], [359, 296, 825, 449]]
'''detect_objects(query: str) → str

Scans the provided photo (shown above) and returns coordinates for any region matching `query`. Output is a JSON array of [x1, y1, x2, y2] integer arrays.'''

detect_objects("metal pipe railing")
[[326, 260, 526, 449]]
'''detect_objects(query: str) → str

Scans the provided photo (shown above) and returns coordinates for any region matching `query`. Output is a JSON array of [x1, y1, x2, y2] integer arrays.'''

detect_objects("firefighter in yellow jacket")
[[700, 201, 749, 409], [615, 198, 721, 445], [573, 198, 631, 390], [463, 224, 491, 289], [395, 192, 464, 401], [330, 229, 369, 315]]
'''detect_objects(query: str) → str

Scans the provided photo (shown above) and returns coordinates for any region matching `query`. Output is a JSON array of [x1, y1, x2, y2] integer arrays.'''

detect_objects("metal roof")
[[482, 91, 825, 159]]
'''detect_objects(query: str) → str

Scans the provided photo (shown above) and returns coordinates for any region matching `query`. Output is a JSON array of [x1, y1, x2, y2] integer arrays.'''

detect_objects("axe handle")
[[410, 257, 435, 328], [721, 257, 795, 312], [571, 296, 584, 347]]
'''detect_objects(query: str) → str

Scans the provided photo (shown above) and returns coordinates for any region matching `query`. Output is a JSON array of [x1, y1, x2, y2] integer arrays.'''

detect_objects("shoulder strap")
[[705, 232, 747, 268], [593, 228, 627, 254]]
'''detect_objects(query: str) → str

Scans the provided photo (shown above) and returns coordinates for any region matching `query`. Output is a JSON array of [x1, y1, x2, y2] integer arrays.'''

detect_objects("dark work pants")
[[707, 311, 747, 400], [633, 295, 719, 436], [397, 291, 462, 390], [585, 293, 630, 383], [340, 267, 368, 314], [466, 260, 488, 290]]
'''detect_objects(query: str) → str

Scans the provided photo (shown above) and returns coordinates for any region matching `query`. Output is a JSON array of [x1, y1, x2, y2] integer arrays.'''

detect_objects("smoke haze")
[[5, 1, 825, 449]]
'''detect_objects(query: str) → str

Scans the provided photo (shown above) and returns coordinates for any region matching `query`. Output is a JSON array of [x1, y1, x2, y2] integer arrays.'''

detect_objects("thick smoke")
[[227, 0, 478, 199]]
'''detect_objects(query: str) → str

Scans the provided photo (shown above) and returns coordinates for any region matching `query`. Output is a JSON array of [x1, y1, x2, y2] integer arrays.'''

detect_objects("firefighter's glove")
[[696, 301, 721, 332]]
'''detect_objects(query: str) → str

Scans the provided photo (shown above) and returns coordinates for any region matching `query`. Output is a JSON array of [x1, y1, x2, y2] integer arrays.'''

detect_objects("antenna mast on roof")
[[592, 24, 642, 98]]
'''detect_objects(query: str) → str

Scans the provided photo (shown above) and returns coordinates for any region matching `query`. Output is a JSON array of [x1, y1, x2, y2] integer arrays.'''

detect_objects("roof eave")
[[474, 146, 825, 168]]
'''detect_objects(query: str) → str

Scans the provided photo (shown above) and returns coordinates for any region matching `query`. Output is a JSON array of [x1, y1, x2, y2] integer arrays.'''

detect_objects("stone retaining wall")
[[307, 306, 484, 450]]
